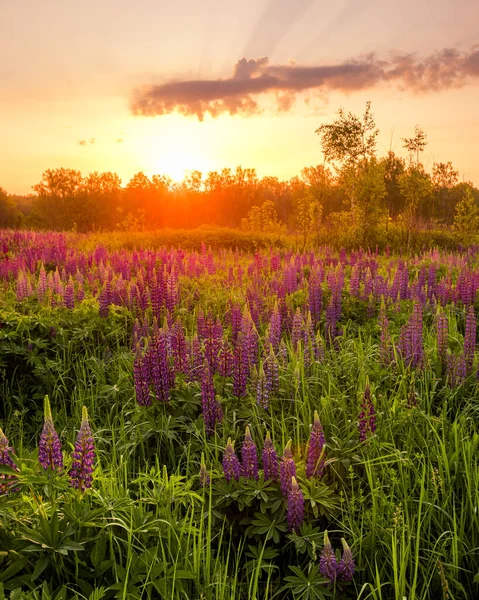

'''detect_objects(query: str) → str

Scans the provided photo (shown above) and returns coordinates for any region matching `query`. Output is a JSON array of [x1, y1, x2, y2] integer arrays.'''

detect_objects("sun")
[[142, 136, 215, 183], [156, 150, 204, 182]]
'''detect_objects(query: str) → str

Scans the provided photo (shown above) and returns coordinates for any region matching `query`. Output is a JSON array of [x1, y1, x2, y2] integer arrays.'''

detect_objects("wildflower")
[[0, 428, 17, 494], [305, 410, 325, 478], [38, 395, 63, 471], [201, 360, 223, 432], [436, 312, 448, 364], [133, 346, 151, 406], [241, 426, 258, 480], [287, 476, 304, 532], [256, 365, 271, 410], [319, 531, 337, 583], [338, 538, 355, 582], [358, 383, 376, 442], [222, 438, 241, 483], [199, 453, 210, 487], [464, 305, 476, 373], [280, 440, 296, 496], [69, 406, 95, 491], [262, 432, 279, 481]]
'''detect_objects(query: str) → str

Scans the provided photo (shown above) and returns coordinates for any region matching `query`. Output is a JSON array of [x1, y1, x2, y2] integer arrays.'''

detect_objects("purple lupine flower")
[[133, 345, 151, 406], [222, 438, 241, 482], [188, 334, 203, 382], [291, 308, 304, 351], [464, 306, 476, 374], [38, 395, 63, 471], [64, 277, 75, 309], [148, 331, 173, 403], [256, 365, 271, 410], [308, 274, 323, 324], [319, 531, 338, 583], [69, 406, 95, 491], [436, 311, 448, 365], [241, 426, 259, 480], [267, 304, 282, 349], [0, 428, 17, 495], [446, 353, 467, 387], [203, 316, 223, 373], [98, 282, 111, 318], [399, 303, 423, 368], [287, 476, 304, 532], [233, 335, 249, 397], [201, 361, 223, 433], [262, 432, 279, 481], [171, 318, 188, 375], [230, 304, 243, 342], [199, 453, 210, 487], [358, 383, 376, 442], [217, 339, 233, 378], [338, 538, 355, 582], [264, 343, 279, 388], [305, 410, 326, 479], [280, 440, 296, 496]]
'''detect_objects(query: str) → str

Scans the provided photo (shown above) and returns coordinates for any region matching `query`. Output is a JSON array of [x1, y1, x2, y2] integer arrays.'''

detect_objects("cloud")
[[79, 138, 96, 146], [130, 44, 479, 120]]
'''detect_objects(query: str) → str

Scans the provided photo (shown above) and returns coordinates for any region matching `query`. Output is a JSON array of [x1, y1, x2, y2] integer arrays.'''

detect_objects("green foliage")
[[242, 200, 286, 234], [453, 186, 479, 242]]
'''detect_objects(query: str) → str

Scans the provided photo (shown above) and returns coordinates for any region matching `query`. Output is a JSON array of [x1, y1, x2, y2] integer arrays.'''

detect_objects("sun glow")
[[138, 130, 216, 182], [154, 149, 212, 182]]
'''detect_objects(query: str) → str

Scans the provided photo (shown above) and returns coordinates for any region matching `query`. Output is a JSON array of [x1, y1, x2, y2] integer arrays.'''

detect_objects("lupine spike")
[[305, 410, 326, 478], [199, 452, 210, 487], [222, 438, 241, 482], [280, 439, 296, 496], [38, 395, 63, 471], [69, 406, 95, 491], [338, 538, 355, 582], [201, 360, 223, 433], [262, 431, 279, 481], [0, 427, 17, 495], [319, 530, 338, 582], [241, 426, 259, 480], [287, 476, 304, 532]]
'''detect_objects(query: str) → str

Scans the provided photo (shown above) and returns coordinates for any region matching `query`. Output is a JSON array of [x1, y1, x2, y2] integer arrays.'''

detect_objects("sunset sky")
[[1, 0, 478, 194]]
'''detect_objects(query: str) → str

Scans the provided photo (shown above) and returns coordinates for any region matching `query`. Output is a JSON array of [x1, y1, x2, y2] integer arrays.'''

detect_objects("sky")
[[1, 0, 478, 194]]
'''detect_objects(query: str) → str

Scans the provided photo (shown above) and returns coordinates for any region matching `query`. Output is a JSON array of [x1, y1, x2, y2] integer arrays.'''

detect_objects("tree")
[[432, 161, 459, 223], [0, 187, 22, 228], [453, 186, 479, 243], [402, 125, 427, 168], [398, 166, 433, 243], [315, 102, 386, 244], [315, 101, 378, 166], [242, 200, 285, 234], [83, 171, 122, 230], [32, 168, 85, 231], [380, 151, 406, 220]]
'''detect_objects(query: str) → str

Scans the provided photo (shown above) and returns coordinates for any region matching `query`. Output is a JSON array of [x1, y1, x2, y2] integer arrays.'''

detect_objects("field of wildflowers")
[[1, 229, 478, 599]]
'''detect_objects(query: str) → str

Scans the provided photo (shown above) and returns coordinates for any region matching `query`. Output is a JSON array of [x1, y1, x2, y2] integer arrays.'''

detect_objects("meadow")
[[0, 229, 478, 600]]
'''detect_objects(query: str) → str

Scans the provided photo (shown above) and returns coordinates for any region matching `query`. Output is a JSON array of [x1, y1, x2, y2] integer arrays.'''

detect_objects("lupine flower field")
[[1, 229, 479, 599]]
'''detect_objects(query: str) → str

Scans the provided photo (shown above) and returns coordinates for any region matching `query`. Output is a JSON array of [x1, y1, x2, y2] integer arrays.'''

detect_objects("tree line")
[[1, 102, 478, 246]]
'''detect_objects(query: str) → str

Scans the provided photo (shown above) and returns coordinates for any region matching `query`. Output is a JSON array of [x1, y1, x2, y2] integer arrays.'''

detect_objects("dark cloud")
[[130, 45, 479, 121]]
